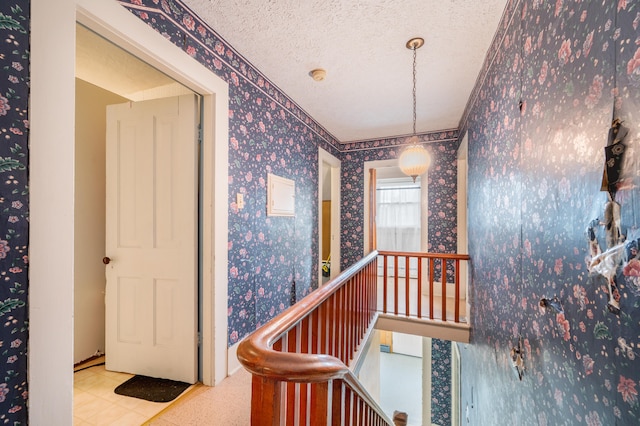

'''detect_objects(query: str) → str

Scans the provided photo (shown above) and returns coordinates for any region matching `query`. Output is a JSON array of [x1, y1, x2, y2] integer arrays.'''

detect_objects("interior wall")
[[30, 0, 76, 423], [392, 332, 422, 358], [430, 338, 451, 426], [318, 148, 342, 281], [461, 0, 640, 424], [451, 343, 461, 426], [321, 164, 331, 261], [74, 78, 127, 364], [457, 133, 469, 310], [422, 338, 432, 426], [0, 2, 29, 423]]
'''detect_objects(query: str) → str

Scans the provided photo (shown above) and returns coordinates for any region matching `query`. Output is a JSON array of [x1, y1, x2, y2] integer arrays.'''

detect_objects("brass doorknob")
[[102, 257, 111, 265]]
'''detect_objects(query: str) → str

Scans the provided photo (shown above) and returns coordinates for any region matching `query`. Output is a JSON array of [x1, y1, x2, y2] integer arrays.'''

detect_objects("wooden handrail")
[[239, 252, 373, 380], [237, 251, 392, 425]]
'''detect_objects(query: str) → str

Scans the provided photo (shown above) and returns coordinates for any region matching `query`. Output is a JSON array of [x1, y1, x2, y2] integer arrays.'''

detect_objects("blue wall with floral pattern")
[[0, 2, 29, 422], [432, 338, 452, 425], [460, 0, 640, 424]]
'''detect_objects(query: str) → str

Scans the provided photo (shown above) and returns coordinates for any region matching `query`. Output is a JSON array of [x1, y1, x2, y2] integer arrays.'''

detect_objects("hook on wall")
[[539, 296, 564, 315], [510, 336, 525, 381]]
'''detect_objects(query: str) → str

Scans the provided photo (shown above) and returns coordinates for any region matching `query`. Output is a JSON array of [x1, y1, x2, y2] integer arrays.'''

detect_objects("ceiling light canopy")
[[399, 37, 430, 182]]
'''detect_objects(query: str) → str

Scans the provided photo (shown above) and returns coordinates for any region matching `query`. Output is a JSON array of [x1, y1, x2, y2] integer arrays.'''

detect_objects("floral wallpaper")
[[461, 0, 640, 425], [0, 2, 29, 423], [431, 338, 452, 426]]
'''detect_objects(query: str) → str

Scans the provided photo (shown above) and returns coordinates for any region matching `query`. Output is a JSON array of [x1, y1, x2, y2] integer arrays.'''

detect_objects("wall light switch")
[[237, 193, 245, 210]]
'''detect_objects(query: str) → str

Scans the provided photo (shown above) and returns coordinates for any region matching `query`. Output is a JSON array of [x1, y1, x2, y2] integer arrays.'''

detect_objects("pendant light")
[[398, 37, 430, 182]]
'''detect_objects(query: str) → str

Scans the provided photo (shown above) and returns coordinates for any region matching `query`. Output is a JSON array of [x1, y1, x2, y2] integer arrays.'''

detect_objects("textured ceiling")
[[76, 25, 192, 101], [183, 0, 508, 142], [76, 25, 164, 94]]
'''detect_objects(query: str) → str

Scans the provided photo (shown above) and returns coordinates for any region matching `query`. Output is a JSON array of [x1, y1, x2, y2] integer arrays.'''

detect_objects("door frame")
[[457, 132, 470, 318], [30, 0, 229, 422], [318, 147, 341, 283]]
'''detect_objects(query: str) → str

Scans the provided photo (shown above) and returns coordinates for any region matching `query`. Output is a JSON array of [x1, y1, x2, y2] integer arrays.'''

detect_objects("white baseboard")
[[227, 340, 243, 376]]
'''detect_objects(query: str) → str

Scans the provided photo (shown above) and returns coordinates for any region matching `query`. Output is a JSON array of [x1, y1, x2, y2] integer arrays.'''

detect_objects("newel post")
[[251, 375, 282, 425]]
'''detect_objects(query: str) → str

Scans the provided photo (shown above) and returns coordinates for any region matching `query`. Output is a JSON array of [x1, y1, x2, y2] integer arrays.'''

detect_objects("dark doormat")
[[114, 375, 190, 403]]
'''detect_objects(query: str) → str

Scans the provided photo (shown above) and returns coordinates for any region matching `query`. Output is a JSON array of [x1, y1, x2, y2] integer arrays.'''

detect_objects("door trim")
[[457, 132, 470, 318], [318, 148, 341, 283], [30, 0, 229, 422]]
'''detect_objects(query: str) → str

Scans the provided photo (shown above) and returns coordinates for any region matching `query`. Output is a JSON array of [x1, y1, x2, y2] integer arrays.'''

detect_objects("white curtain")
[[376, 177, 421, 276]]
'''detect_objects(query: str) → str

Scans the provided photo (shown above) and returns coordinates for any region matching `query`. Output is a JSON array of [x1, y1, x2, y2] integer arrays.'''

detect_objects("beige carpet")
[[145, 367, 252, 425]]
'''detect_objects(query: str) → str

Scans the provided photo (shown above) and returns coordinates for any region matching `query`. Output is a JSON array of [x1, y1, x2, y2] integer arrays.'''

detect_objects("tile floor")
[[73, 358, 186, 425], [73, 357, 251, 425]]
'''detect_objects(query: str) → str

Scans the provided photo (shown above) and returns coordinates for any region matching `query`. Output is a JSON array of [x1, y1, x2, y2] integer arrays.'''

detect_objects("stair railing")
[[237, 251, 392, 425], [377, 251, 470, 323]]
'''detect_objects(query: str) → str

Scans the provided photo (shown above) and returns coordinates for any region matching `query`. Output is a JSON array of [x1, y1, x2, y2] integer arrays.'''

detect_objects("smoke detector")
[[309, 68, 327, 81]]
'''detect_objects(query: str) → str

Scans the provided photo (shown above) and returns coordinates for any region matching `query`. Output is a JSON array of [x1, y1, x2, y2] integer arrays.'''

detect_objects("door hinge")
[[197, 331, 201, 347]]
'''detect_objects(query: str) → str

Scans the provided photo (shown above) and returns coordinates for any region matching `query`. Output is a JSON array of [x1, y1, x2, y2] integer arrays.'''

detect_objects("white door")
[[105, 94, 198, 383]]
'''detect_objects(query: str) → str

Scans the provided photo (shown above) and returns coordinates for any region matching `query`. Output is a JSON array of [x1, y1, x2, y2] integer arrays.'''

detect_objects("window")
[[376, 176, 421, 276]]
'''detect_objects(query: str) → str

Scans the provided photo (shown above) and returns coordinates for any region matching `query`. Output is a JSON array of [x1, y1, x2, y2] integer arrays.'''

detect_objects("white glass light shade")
[[398, 143, 430, 182]]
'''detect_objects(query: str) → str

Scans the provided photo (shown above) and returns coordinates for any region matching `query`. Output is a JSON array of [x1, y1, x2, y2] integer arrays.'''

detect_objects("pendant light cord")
[[400, 37, 429, 183], [412, 45, 417, 136]]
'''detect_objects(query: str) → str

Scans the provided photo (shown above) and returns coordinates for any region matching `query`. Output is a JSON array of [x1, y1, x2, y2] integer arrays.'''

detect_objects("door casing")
[[318, 147, 341, 283]]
